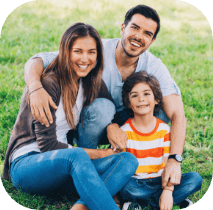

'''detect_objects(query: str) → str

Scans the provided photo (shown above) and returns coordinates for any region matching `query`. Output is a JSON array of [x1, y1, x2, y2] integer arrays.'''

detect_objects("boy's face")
[[128, 82, 158, 116]]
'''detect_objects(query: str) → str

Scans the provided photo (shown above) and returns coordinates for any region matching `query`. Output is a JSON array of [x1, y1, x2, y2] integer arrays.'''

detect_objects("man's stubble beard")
[[120, 37, 146, 58]]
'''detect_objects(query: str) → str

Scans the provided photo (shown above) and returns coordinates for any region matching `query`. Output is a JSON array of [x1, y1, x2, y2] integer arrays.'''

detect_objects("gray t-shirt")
[[31, 38, 180, 113]]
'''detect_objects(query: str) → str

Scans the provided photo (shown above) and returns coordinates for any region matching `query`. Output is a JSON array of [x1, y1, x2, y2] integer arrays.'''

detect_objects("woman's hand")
[[29, 81, 58, 127], [159, 189, 173, 210], [101, 148, 120, 158], [84, 148, 120, 160], [107, 123, 127, 151]]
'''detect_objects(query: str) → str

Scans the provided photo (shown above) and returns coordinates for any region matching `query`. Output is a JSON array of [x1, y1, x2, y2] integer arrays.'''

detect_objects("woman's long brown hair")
[[41, 23, 104, 129]]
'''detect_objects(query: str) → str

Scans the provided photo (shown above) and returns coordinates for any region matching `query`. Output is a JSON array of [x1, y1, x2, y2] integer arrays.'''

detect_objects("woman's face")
[[70, 35, 97, 79]]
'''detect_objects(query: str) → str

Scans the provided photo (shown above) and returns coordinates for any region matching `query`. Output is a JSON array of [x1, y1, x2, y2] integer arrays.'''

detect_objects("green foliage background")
[[0, 0, 212, 209]]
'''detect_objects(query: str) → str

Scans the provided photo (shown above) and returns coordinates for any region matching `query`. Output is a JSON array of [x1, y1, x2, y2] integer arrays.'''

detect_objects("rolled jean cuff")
[[75, 199, 87, 207]]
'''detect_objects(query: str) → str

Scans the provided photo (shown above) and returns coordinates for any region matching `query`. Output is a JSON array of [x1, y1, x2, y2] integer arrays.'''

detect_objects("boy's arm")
[[161, 94, 186, 188], [159, 156, 174, 210], [24, 54, 58, 127], [159, 186, 174, 210]]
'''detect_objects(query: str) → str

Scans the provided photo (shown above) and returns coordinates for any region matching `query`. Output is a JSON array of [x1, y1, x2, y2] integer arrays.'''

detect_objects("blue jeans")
[[119, 172, 202, 209], [75, 98, 170, 148], [10, 148, 138, 210]]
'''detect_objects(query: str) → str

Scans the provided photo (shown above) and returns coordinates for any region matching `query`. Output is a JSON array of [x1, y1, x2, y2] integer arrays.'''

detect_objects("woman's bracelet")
[[163, 188, 173, 192], [29, 87, 43, 95]]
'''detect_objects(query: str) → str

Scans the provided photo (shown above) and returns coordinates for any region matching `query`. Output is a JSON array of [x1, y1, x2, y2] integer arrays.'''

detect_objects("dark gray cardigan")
[[3, 75, 113, 181]]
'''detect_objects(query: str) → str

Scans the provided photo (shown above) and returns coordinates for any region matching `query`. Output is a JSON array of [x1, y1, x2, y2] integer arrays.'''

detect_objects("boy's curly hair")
[[122, 71, 163, 117]]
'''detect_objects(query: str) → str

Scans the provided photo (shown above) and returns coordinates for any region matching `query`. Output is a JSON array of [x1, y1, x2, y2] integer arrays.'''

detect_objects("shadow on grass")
[[1, 177, 77, 210]]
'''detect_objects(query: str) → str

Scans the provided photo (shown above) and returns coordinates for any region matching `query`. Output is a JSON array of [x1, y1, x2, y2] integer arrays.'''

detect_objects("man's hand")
[[162, 158, 181, 188], [29, 81, 58, 127], [107, 123, 127, 151], [159, 189, 173, 210]]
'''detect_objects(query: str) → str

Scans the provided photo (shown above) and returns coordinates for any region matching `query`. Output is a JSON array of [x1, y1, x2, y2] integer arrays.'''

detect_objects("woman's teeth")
[[78, 65, 88, 69]]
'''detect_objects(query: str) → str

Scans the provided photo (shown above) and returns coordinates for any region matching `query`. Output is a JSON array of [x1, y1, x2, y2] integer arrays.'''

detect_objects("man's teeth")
[[78, 65, 88, 69], [130, 42, 140, 47]]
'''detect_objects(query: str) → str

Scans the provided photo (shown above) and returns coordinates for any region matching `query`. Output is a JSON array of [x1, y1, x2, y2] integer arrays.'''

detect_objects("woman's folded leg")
[[10, 148, 120, 210], [75, 152, 138, 207]]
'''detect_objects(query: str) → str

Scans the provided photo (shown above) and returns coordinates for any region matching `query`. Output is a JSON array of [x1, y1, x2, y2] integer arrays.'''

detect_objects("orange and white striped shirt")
[[121, 117, 170, 179]]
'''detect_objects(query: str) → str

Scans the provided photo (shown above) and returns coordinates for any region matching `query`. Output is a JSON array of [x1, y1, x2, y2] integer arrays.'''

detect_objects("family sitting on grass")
[[3, 4, 202, 210]]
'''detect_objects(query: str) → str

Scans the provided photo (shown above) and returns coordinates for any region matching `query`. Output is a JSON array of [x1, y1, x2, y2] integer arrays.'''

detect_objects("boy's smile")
[[129, 82, 158, 116]]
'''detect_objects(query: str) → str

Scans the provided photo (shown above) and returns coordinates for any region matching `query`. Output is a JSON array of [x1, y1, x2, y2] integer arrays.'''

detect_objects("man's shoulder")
[[137, 50, 169, 77], [138, 50, 161, 66], [101, 38, 119, 48]]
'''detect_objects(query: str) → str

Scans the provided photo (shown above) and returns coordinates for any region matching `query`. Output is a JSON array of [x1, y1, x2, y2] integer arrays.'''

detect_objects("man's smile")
[[130, 41, 141, 48], [129, 38, 143, 48]]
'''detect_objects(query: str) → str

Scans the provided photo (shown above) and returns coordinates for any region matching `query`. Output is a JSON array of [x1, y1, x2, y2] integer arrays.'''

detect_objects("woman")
[[3, 23, 138, 210]]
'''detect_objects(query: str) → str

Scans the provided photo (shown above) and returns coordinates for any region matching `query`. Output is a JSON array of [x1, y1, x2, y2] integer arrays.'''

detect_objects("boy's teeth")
[[131, 42, 140, 47]]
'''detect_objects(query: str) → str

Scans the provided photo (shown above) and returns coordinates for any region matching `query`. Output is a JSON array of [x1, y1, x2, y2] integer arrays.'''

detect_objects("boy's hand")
[[107, 123, 127, 151], [159, 189, 173, 210]]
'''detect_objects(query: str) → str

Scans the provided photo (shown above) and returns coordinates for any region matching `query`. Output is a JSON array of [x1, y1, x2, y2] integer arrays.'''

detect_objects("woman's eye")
[[144, 93, 150, 95]]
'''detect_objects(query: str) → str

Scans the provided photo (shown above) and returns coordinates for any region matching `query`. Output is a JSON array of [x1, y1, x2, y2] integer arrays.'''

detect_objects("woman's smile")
[[77, 64, 89, 69], [71, 36, 97, 79]]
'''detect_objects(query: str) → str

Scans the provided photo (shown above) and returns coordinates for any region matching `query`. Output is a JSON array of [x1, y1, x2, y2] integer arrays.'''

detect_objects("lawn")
[[0, 0, 212, 209]]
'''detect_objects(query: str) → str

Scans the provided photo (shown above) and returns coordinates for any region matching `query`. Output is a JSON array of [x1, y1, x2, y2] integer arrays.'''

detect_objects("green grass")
[[0, 0, 212, 209]]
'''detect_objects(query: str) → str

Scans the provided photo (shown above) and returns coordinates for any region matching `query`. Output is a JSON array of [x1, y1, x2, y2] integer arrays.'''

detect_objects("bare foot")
[[113, 194, 121, 209], [70, 204, 89, 210]]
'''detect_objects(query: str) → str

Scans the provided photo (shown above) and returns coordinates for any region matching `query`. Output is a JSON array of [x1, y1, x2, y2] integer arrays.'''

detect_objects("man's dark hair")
[[122, 71, 163, 117], [124, 5, 160, 39]]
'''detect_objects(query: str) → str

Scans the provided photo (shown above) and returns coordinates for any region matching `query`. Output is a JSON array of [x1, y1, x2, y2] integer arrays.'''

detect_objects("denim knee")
[[82, 98, 116, 127], [121, 152, 139, 175], [68, 147, 87, 162], [188, 172, 203, 192]]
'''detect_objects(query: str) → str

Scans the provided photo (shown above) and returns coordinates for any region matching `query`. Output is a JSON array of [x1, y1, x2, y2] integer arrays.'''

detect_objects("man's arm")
[[161, 94, 186, 188], [107, 123, 127, 151], [24, 58, 58, 127], [24, 58, 43, 88]]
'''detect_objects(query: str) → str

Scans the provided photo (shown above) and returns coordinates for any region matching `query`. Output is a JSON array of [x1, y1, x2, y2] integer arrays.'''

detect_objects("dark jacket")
[[3, 75, 113, 181]]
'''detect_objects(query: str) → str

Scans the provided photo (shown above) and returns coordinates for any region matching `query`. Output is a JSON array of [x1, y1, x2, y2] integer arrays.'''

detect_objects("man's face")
[[120, 14, 157, 57]]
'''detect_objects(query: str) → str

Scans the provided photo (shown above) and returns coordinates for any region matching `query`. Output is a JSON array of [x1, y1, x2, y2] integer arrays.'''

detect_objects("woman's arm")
[[34, 75, 119, 158], [33, 75, 69, 152], [83, 148, 119, 159]]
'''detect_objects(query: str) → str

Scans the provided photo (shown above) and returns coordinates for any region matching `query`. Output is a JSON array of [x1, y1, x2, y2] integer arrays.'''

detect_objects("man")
[[24, 5, 186, 191]]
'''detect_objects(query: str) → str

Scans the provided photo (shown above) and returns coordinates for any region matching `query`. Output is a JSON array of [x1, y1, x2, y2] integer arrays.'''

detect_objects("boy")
[[120, 71, 202, 210]]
